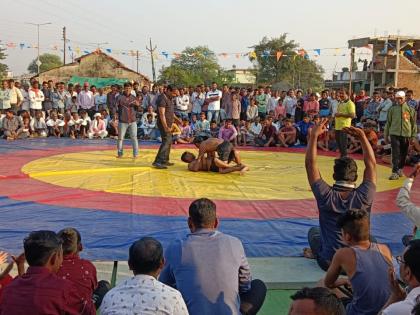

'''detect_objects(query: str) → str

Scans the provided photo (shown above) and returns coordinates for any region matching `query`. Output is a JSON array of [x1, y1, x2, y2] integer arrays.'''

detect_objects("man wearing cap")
[[385, 90, 418, 180]]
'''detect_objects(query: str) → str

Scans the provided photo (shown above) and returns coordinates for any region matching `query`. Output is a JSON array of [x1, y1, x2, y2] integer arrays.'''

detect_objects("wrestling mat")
[[0, 138, 418, 260]]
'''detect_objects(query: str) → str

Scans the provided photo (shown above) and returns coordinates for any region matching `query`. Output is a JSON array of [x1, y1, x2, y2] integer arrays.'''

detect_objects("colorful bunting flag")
[[276, 51, 283, 61]]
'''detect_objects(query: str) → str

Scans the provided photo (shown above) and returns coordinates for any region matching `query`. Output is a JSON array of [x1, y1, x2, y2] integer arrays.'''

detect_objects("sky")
[[1, 0, 419, 80]]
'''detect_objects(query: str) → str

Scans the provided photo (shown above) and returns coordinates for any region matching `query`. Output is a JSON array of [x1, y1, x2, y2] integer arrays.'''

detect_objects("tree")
[[158, 46, 233, 86], [0, 47, 8, 79], [27, 53, 62, 74], [250, 34, 325, 91]]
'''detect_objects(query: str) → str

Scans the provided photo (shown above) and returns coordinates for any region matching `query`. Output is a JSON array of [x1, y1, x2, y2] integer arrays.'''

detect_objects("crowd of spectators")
[[1, 78, 420, 314]]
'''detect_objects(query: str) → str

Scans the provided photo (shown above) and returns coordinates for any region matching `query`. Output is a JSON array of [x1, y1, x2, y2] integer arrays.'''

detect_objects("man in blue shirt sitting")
[[159, 198, 267, 315]]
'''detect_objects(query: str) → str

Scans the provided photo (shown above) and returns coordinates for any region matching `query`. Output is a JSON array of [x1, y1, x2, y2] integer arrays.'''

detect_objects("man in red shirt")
[[255, 116, 277, 147], [0, 230, 85, 315], [57, 228, 104, 314]]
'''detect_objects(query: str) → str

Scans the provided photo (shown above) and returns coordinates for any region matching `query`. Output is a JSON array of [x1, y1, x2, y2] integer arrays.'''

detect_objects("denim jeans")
[[207, 110, 220, 124], [117, 122, 139, 157], [307, 226, 330, 271]]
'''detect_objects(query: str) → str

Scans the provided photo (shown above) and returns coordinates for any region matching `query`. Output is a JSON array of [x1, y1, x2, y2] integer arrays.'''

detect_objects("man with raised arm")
[[303, 118, 376, 271]]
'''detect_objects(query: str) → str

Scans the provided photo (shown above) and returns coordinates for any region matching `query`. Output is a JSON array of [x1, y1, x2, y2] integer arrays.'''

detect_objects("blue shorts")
[[319, 109, 330, 117]]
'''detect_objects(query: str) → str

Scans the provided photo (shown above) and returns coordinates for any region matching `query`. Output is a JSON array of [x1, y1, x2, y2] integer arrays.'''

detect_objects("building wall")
[[398, 72, 420, 95], [35, 53, 149, 86]]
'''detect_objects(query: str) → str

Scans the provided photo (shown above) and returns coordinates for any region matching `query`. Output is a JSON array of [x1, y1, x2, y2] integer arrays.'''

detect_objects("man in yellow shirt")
[[335, 89, 356, 157]]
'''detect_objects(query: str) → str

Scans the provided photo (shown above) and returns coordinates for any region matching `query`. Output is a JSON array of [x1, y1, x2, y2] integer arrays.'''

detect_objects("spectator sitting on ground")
[[195, 112, 211, 137], [397, 163, 420, 246], [308, 115, 329, 151], [0, 230, 85, 314], [380, 239, 420, 315], [2, 109, 22, 140], [295, 114, 313, 145], [141, 113, 156, 140], [218, 119, 238, 146], [304, 119, 376, 271], [239, 120, 250, 146], [141, 105, 157, 126], [68, 112, 83, 139], [323, 210, 392, 315], [255, 116, 277, 147], [107, 112, 118, 139], [57, 228, 109, 313], [30, 110, 48, 137], [100, 237, 188, 315], [46, 111, 64, 137], [88, 113, 108, 139], [288, 287, 345, 315], [178, 118, 193, 144], [209, 120, 219, 138], [248, 117, 262, 145], [277, 118, 297, 148], [171, 122, 182, 144], [79, 110, 91, 139], [160, 198, 267, 315]]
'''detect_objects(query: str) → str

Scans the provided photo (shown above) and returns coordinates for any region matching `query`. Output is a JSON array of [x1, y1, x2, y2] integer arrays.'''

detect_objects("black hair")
[[337, 210, 369, 242], [57, 228, 81, 255], [290, 287, 345, 315], [24, 230, 62, 267], [189, 198, 217, 228], [333, 157, 358, 182], [166, 85, 174, 91], [123, 82, 132, 88], [193, 135, 208, 145], [412, 301, 420, 315], [128, 237, 163, 274], [181, 151, 196, 162], [404, 239, 420, 283]]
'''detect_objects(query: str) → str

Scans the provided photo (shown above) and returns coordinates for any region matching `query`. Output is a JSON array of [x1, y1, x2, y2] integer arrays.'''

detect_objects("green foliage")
[[27, 53, 62, 74], [158, 46, 233, 86], [250, 34, 324, 90], [0, 47, 8, 79]]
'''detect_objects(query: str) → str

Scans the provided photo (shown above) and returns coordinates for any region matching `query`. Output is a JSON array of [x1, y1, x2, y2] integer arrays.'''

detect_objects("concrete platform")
[[92, 257, 325, 290]]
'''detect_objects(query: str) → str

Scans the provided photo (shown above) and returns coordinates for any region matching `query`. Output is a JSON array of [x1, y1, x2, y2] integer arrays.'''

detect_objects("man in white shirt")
[[206, 82, 222, 123], [28, 81, 45, 117], [283, 89, 297, 119], [8, 79, 23, 113], [20, 83, 31, 112], [77, 82, 95, 117], [380, 239, 420, 315], [100, 237, 188, 315], [176, 87, 190, 120], [267, 90, 280, 114]]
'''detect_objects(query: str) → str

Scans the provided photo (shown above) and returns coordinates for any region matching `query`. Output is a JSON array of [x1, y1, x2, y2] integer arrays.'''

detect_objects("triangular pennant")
[[314, 49, 321, 55], [276, 51, 283, 61]]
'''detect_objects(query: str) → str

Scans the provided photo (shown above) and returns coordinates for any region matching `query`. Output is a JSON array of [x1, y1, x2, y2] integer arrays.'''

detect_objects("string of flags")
[[2, 39, 416, 62]]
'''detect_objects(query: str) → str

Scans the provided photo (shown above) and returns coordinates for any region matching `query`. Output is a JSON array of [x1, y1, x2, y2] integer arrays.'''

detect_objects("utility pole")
[[62, 26, 66, 65], [25, 22, 52, 75], [136, 50, 139, 73], [146, 38, 157, 83]]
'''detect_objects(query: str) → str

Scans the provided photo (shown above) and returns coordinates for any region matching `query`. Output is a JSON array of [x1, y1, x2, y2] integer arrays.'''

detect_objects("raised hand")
[[342, 126, 365, 139], [311, 118, 329, 137]]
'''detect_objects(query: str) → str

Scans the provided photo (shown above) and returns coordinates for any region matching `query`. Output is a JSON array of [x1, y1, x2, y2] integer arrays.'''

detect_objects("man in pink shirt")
[[218, 119, 238, 145], [303, 93, 319, 117]]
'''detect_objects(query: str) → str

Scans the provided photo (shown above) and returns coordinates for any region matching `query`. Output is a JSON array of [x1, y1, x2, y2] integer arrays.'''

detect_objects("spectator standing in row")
[[0, 80, 11, 113], [385, 91, 417, 180], [335, 89, 356, 157], [191, 85, 205, 118], [220, 84, 231, 122], [77, 82, 95, 117], [95, 87, 107, 112], [160, 198, 267, 315], [378, 91, 394, 131], [116, 82, 140, 158], [206, 82, 222, 123], [176, 87, 190, 120], [29, 80, 45, 117], [283, 89, 297, 120], [8, 79, 23, 113], [256, 87, 268, 119]]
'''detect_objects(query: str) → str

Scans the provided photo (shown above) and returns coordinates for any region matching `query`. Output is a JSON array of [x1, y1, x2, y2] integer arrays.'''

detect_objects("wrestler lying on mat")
[[180, 151, 249, 174]]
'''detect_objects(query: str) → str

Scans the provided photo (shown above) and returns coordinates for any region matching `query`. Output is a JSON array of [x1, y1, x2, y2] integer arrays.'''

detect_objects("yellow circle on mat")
[[21, 149, 401, 201]]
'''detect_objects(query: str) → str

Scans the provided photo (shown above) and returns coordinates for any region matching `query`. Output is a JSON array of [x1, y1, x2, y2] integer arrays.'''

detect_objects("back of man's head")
[[24, 230, 62, 267], [337, 210, 370, 242], [289, 287, 345, 315], [189, 198, 217, 229], [333, 157, 358, 183], [404, 239, 420, 283], [57, 227, 81, 255], [128, 237, 163, 275]]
